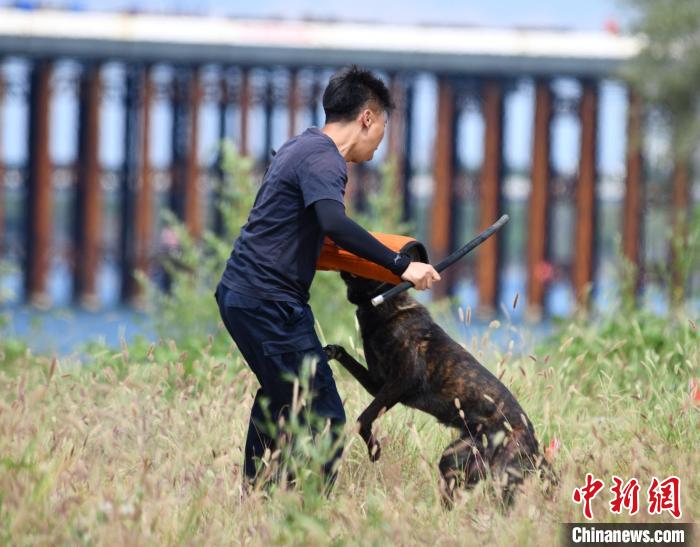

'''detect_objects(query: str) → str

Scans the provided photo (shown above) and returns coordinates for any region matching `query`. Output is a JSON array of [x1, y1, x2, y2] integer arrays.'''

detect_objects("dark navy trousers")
[[214, 282, 346, 482]]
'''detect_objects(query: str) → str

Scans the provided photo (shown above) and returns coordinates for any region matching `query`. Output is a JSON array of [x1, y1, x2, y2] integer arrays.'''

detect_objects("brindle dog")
[[324, 272, 556, 507]]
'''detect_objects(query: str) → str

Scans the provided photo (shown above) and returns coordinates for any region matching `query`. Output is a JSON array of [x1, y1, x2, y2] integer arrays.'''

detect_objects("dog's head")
[[339, 271, 390, 305]]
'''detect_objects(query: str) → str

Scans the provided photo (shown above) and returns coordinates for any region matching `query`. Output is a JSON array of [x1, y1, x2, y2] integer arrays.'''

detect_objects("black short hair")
[[322, 65, 395, 124]]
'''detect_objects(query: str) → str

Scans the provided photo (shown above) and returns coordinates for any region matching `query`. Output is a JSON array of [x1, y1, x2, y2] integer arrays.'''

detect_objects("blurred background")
[[0, 0, 698, 353]]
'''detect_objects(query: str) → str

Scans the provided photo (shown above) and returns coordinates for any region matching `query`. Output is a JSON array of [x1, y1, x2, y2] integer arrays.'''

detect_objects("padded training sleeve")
[[314, 199, 411, 276]]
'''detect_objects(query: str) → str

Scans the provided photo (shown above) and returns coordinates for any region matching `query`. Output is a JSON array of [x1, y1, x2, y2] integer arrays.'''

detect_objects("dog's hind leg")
[[490, 435, 539, 508], [438, 436, 488, 509], [537, 455, 560, 495], [323, 344, 381, 396]]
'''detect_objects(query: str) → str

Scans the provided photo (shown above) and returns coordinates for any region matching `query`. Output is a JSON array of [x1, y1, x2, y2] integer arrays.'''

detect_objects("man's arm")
[[314, 199, 411, 276]]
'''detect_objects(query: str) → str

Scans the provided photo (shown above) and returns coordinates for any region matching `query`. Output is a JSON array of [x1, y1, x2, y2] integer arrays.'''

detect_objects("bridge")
[[1, 7, 686, 317]]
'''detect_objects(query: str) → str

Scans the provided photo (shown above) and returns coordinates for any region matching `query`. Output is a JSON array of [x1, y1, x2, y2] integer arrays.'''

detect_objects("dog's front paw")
[[323, 344, 344, 361], [368, 435, 381, 462], [357, 424, 382, 462]]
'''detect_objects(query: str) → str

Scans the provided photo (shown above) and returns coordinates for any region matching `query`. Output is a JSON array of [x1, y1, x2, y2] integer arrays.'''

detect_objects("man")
[[215, 65, 440, 487]]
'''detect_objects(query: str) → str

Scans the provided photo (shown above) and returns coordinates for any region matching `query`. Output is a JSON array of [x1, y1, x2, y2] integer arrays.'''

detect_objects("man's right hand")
[[400, 262, 441, 290]]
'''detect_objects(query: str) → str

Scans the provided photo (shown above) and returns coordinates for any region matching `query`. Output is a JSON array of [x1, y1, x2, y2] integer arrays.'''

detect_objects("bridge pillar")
[[622, 90, 644, 295], [573, 79, 598, 307], [119, 65, 147, 303], [288, 68, 299, 139], [526, 79, 552, 318], [309, 70, 321, 128], [401, 79, 414, 222], [263, 70, 274, 164], [239, 67, 250, 156], [387, 73, 407, 203], [477, 78, 505, 314], [671, 154, 690, 305], [431, 76, 457, 299], [170, 66, 202, 238], [213, 70, 228, 237], [74, 63, 102, 308], [24, 60, 53, 306], [133, 65, 154, 298]]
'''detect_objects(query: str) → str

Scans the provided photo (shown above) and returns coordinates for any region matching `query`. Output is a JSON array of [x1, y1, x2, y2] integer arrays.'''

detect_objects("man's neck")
[[321, 123, 358, 162]]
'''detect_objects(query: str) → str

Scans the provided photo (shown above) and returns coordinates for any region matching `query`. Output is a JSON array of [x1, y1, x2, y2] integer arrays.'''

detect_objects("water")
[[1, 262, 552, 357], [1, 257, 679, 357], [3, 299, 557, 360], [2, 304, 155, 356]]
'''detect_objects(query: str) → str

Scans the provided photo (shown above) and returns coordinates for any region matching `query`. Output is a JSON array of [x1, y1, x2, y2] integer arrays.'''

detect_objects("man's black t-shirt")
[[220, 128, 347, 303]]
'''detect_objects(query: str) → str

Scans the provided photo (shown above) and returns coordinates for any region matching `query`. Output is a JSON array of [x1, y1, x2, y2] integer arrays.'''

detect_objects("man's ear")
[[360, 108, 373, 128]]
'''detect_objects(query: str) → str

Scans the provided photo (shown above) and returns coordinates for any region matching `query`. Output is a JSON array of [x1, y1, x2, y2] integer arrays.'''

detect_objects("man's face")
[[355, 107, 387, 162]]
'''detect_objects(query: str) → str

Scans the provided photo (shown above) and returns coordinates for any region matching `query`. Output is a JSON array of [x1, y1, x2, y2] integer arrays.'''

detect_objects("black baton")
[[371, 214, 510, 307]]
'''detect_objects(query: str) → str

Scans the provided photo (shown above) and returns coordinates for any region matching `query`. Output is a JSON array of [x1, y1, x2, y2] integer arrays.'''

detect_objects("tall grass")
[[1, 304, 697, 545], [0, 149, 698, 545]]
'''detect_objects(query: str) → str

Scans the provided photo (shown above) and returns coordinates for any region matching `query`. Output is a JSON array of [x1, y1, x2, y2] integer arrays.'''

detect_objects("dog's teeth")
[[454, 398, 461, 409], [483, 393, 495, 404]]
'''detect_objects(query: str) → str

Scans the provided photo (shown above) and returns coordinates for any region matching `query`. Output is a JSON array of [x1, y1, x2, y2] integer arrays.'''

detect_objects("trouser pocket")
[[273, 300, 308, 326], [224, 290, 264, 310], [261, 332, 321, 387], [260, 331, 344, 422], [262, 332, 317, 358]]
